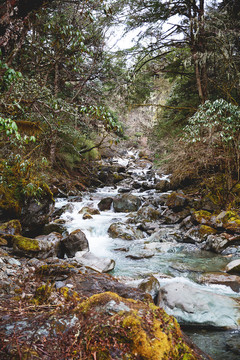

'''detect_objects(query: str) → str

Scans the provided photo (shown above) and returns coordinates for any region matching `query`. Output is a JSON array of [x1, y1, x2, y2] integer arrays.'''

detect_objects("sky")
[[106, 0, 220, 51]]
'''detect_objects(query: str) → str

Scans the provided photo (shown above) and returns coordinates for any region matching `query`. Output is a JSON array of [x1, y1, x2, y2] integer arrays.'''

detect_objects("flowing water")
[[55, 152, 240, 360]]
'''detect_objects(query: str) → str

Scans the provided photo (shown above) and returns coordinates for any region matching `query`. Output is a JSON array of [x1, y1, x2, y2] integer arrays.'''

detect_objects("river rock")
[[166, 192, 188, 211], [203, 233, 239, 253], [98, 197, 113, 211], [51, 203, 75, 220], [130, 205, 162, 222], [138, 275, 160, 302], [82, 213, 93, 219], [75, 251, 115, 272], [113, 194, 141, 212], [59, 229, 89, 258], [157, 280, 240, 329], [126, 249, 154, 260], [225, 259, 240, 275], [78, 206, 100, 215], [42, 222, 66, 235], [198, 272, 240, 292], [108, 222, 144, 240], [11, 232, 62, 259], [147, 227, 180, 243], [162, 208, 190, 224]]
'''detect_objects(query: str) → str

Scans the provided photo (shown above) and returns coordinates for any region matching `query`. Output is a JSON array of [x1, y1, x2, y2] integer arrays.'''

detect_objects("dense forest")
[[1, 0, 240, 214]]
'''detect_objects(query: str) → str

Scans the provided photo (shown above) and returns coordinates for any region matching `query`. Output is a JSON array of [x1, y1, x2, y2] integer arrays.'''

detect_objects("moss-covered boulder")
[[0, 291, 209, 359], [134, 205, 162, 222], [12, 232, 62, 258], [220, 211, 240, 233], [199, 225, 218, 237], [75, 292, 201, 360]]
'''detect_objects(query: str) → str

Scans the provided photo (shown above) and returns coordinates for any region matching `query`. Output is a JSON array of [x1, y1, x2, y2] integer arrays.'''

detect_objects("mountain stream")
[[55, 151, 240, 360]]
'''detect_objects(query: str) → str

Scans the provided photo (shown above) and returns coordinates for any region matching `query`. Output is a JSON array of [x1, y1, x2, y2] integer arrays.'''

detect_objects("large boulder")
[[0, 291, 207, 360], [11, 232, 62, 259], [158, 280, 240, 329], [108, 222, 144, 240], [59, 229, 89, 258], [113, 194, 141, 212]]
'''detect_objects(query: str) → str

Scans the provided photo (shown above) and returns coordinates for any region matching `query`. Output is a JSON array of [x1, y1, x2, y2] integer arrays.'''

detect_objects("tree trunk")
[[189, 0, 208, 103]]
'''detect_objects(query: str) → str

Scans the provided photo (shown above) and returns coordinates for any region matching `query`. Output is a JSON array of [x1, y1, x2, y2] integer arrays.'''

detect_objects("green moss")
[[33, 283, 53, 305], [199, 225, 217, 236], [13, 235, 40, 252], [220, 211, 240, 232], [193, 210, 212, 225], [36, 263, 75, 276]]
